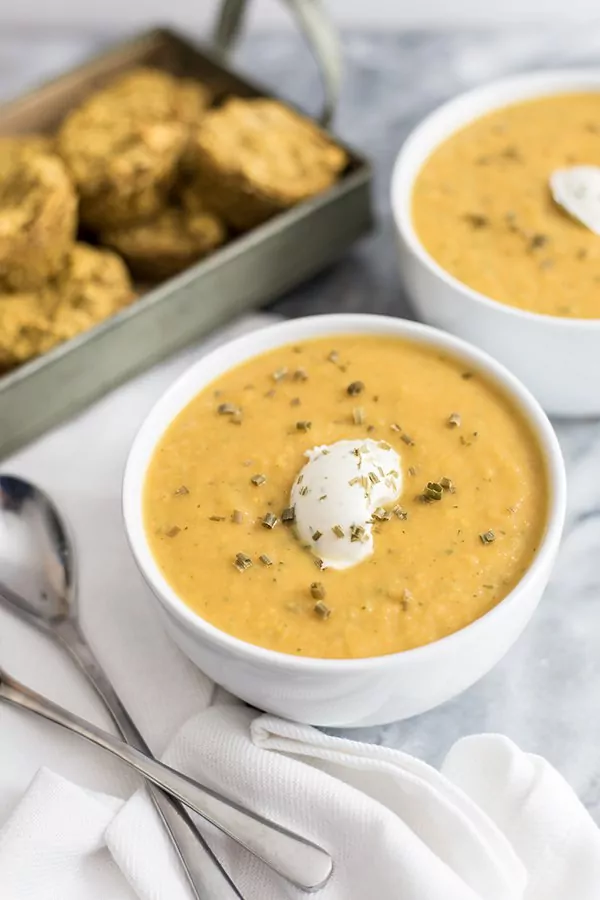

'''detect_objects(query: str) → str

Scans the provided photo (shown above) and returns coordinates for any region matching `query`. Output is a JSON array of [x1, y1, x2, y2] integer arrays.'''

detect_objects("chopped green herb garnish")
[[293, 368, 308, 381], [209, 515, 226, 521], [312, 531, 323, 542], [347, 381, 365, 396], [262, 512, 278, 529], [401, 433, 415, 446], [296, 421, 312, 432], [232, 509, 243, 524], [259, 554, 273, 567], [217, 402, 241, 416], [272, 367, 288, 382], [448, 412, 461, 428], [174, 485, 189, 496], [392, 504, 408, 520], [439, 477, 455, 493], [314, 600, 331, 618], [251, 474, 267, 486], [310, 582, 326, 600], [422, 482, 443, 502], [350, 524, 366, 543], [234, 552, 252, 571], [480, 530, 496, 544], [372, 507, 391, 521], [282, 506, 296, 524], [352, 407, 365, 425], [332, 524, 345, 538]]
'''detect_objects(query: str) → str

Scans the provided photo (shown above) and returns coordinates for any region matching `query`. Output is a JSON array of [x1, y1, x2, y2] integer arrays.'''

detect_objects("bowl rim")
[[391, 67, 600, 329], [123, 313, 566, 673]]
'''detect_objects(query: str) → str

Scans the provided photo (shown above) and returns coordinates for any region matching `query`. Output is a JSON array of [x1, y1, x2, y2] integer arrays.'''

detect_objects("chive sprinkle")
[[347, 381, 365, 396], [368, 471, 380, 485], [422, 482, 443, 502], [209, 515, 226, 521], [352, 407, 365, 425], [282, 506, 296, 524], [296, 421, 312, 432], [392, 505, 408, 520], [174, 485, 189, 496], [314, 600, 331, 618], [332, 524, 345, 538], [372, 507, 391, 521], [217, 403, 241, 416], [390, 423, 402, 432], [293, 368, 308, 381], [310, 582, 326, 600], [350, 524, 366, 542], [262, 512, 278, 529], [439, 476, 455, 493], [259, 554, 273, 567], [480, 530, 496, 544], [272, 367, 288, 382], [232, 509, 243, 524], [251, 474, 266, 486], [234, 552, 252, 571], [448, 412, 462, 428], [312, 531, 323, 542], [401, 433, 415, 446]]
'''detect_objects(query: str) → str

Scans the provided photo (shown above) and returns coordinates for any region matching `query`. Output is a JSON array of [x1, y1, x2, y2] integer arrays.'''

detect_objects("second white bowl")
[[392, 69, 600, 418]]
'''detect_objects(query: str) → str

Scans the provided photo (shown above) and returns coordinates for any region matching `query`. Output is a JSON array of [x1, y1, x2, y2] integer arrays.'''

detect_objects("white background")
[[3, 0, 600, 30]]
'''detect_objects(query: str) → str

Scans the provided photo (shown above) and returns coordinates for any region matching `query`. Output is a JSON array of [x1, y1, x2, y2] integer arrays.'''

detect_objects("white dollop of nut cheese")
[[290, 439, 402, 570], [550, 166, 600, 235]]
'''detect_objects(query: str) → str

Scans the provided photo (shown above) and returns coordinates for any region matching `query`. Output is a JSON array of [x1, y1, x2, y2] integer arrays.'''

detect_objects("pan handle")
[[212, 0, 341, 126]]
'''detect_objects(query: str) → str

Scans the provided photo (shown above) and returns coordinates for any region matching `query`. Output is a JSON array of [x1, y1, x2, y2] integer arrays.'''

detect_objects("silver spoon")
[[0, 474, 333, 894]]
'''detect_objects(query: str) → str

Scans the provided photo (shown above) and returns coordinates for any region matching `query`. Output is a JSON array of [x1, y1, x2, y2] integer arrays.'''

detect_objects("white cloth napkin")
[[1, 313, 600, 900]]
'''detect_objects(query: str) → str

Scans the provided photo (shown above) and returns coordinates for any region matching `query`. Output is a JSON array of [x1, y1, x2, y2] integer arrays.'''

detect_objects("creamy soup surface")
[[144, 336, 547, 659], [413, 92, 600, 318]]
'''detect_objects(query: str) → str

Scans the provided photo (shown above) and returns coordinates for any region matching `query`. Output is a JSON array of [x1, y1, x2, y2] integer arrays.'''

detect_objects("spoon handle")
[[0, 669, 332, 893], [53, 621, 244, 900]]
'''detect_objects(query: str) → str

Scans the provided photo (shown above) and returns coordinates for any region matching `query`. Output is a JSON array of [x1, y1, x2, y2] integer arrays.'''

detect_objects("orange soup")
[[144, 336, 547, 659], [413, 92, 600, 318]]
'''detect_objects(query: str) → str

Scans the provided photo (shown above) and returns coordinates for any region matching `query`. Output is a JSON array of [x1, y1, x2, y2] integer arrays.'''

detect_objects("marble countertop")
[[2, 27, 600, 818]]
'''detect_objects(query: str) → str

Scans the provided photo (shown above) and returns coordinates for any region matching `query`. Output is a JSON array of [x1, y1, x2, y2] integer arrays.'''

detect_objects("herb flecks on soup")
[[412, 92, 600, 319], [144, 336, 547, 659]]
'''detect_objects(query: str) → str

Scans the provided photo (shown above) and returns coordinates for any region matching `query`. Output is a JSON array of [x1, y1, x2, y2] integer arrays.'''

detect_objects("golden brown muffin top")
[[57, 68, 211, 198], [102, 205, 225, 259], [191, 98, 347, 203], [52, 242, 134, 323], [0, 148, 75, 247]]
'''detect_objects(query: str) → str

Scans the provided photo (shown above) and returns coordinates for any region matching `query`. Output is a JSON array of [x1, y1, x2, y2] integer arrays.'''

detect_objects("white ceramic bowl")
[[123, 314, 566, 727], [392, 69, 600, 418]]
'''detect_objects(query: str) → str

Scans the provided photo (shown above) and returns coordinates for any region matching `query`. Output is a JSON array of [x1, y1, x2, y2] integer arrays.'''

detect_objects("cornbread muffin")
[[0, 243, 133, 372], [57, 68, 211, 229], [101, 205, 226, 280], [0, 134, 55, 162], [186, 98, 348, 230], [0, 293, 52, 372], [0, 146, 77, 291], [49, 242, 134, 338]]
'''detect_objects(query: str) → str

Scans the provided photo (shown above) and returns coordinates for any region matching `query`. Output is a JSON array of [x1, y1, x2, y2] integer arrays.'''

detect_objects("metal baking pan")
[[0, 15, 373, 458]]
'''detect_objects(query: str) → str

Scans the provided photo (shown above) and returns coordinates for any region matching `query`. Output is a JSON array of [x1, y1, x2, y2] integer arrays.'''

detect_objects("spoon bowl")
[[0, 474, 74, 626]]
